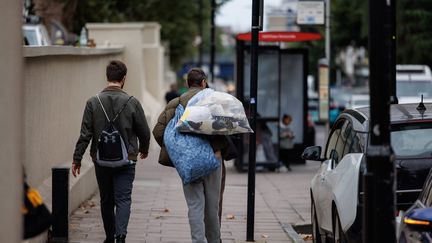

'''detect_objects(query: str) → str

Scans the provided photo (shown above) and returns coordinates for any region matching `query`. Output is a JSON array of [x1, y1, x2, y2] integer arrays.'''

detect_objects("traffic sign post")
[[246, 0, 262, 241]]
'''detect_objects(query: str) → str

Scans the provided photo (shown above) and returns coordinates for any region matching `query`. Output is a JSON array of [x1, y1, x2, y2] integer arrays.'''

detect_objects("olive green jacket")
[[152, 87, 229, 167], [73, 86, 151, 165]]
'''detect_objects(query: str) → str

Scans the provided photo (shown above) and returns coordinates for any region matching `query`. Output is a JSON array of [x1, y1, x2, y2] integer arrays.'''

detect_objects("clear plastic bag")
[[176, 89, 253, 135]]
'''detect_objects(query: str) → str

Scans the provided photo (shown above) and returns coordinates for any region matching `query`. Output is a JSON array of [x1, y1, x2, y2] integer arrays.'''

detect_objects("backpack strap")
[[96, 94, 133, 122], [112, 96, 133, 122], [97, 93, 111, 122]]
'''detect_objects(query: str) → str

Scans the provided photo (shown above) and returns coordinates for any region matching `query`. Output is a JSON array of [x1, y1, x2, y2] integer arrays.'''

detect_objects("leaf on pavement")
[[300, 234, 313, 240], [226, 214, 235, 220]]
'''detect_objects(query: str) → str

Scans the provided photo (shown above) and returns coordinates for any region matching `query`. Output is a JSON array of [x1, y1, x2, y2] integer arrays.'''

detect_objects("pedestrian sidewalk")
[[69, 151, 319, 243]]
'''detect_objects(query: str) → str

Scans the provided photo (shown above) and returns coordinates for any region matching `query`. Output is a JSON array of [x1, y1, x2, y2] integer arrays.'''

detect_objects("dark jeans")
[[279, 148, 292, 168], [94, 163, 135, 239]]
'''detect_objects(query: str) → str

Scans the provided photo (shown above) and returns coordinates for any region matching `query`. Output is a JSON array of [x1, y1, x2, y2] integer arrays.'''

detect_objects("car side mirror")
[[302, 146, 324, 162], [404, 207, 432, 231]]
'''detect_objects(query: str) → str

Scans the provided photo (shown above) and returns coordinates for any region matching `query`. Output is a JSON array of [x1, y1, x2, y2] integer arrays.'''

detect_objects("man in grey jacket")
[[72, 60, 150, 243]]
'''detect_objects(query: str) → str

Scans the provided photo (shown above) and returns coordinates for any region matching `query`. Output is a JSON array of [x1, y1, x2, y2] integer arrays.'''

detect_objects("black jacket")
[[73, 86, 150, 165]]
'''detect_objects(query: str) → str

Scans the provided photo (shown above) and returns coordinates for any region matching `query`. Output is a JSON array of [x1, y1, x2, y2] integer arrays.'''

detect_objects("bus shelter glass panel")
[[242, 121, 279, 163], [243, 49, 280, 118], [280, 53, 305, 144], [243, 48, 280, 163]]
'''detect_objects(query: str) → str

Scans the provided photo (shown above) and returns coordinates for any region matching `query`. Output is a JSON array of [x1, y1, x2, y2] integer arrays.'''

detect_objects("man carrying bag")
[[153, 68, 229, 243]]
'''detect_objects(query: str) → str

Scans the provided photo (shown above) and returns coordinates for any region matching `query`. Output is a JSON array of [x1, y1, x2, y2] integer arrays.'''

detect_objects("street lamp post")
[[210, 0, 216, 83], [363, 0, 396, 242], [390, 0, 398, 104], [197, 0, 203, 67]]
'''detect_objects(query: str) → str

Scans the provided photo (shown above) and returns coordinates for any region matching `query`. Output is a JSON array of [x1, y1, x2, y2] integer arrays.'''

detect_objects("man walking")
[[153, 68, 229, 243], [72, 60, 151, 243]]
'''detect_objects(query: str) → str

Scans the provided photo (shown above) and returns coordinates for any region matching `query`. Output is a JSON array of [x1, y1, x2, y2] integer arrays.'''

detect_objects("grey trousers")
[[94, 163, 135, 239], [183, 154, 222, 243]]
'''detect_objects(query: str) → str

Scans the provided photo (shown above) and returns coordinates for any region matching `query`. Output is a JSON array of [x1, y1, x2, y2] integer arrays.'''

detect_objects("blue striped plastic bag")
[[164, 104, 220, 184]]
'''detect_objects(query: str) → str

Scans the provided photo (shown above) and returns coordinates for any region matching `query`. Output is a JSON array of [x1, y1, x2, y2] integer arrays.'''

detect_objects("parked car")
[[399, 169, 432, 243], [397, 65, 432, 104], [346, 94, 369, 109], [303, 103, 432, 243]]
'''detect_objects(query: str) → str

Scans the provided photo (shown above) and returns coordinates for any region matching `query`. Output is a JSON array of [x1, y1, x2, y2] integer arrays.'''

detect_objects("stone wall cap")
[[23, 45, 124, 57], [86, 22, 160, 30]]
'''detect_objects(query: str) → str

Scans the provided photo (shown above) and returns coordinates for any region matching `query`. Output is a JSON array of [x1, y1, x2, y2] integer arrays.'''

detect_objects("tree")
[[30, 0, 229, 68], [331, 0, 432, 67], [72, 0, 229, 68], [331, 0, 368, 51], [397, 0, 432, 67], [32, 0, 78, 33]]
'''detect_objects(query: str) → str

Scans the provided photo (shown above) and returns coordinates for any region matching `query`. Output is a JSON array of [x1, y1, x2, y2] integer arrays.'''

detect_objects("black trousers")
[[279, 148, 292, 168], [94, 163, 135, 239]]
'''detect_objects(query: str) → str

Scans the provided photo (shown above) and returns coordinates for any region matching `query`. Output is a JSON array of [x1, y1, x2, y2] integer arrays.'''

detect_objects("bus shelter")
[[235, 31, 321, 172]]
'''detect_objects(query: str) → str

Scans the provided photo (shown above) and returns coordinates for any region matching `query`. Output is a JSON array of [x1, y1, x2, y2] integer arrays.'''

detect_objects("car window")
[[424, 187, 432, 207], [391, 123, 432, 157], [350, 132, 364, 153], [325, 119, 346, 160], [333, 122, 351, 166], [420, 171, 432, 206], [341, 122, 353, 158]]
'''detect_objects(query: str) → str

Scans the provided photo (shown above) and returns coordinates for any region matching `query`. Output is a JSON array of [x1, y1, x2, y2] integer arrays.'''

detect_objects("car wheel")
[[312, 200, 323, 243], [333, 210, 348, 243]]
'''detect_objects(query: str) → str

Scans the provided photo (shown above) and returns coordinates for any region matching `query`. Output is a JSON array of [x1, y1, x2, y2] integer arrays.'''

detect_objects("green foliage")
[[331, 0, 432, 67], [397, 0, 432, 67], [73, 0, 229, 68], [331, 0, 368, 51]]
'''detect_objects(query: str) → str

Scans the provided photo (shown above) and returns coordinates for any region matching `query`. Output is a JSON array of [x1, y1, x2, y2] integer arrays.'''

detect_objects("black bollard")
[[52, 167, 69, 243]]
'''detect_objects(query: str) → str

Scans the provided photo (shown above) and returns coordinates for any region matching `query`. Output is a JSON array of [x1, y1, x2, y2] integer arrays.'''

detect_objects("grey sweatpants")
[[182, 153, 222, 243]]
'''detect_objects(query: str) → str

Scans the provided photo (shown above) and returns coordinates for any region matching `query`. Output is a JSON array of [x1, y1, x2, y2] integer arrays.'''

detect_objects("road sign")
[[297, 1, 325, 25]]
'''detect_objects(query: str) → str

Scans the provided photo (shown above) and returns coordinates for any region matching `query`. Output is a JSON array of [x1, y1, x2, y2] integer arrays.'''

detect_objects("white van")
[[396, 65, 432, 104]]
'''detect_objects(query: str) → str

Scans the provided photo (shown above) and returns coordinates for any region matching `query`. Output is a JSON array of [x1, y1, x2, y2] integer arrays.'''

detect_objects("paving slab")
[[69, 147, 320, 242]]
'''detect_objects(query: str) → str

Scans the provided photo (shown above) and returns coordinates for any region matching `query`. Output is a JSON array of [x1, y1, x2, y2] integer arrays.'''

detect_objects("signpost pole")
[[247, 0, 262, 241], [325, 0, 331, 126]]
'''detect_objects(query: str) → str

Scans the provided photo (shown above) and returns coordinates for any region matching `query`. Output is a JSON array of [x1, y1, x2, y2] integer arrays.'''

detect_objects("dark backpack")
[[96, 94, 133, 167]]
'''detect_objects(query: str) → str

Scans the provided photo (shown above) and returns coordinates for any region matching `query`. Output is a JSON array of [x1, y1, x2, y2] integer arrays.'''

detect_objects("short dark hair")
[[106, 60, 127, 82], [283, 114, 292, 120], [187, 68, 206, 87]]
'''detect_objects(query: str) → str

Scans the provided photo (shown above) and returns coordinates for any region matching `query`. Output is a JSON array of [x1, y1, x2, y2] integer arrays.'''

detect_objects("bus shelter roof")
[[236, 31, 322, 42]]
